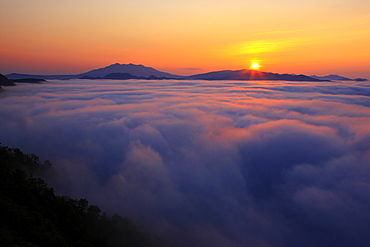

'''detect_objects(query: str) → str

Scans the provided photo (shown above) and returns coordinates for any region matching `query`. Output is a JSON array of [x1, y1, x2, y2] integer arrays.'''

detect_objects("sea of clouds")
[[1, 79, 370, 247]]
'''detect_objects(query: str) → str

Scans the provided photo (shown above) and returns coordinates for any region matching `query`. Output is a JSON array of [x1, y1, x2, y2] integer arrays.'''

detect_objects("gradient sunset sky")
[[1, 0, 370, 78]]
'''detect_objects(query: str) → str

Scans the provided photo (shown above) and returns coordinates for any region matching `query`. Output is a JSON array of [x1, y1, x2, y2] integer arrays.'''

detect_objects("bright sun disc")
[[250, 62, 260, 70]]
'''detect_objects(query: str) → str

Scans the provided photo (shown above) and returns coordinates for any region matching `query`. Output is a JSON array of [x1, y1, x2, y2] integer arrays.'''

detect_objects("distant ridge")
[[79, 63, 182, 78], [0, 74, 46, 88], [5, 63, 366, 82], [311, 74, 368, 82], [5, 73, 78, 80], [186, 69, 324, 81], [6, 63, 182, 80]]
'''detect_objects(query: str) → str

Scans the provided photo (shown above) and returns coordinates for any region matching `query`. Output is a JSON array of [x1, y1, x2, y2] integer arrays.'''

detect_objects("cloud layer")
[[1, 79, 370, 247]]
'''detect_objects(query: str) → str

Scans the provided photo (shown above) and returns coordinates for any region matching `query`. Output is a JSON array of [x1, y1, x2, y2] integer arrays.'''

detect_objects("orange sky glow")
[[1, 0, 370, 78]]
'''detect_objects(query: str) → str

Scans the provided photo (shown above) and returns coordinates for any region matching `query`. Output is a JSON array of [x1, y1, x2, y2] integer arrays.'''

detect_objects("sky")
[[1, 79, 370, 246], [1, 0, 370, 77]]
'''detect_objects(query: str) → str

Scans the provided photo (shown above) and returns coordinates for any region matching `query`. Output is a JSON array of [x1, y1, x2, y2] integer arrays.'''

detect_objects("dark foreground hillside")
[[0, 145, 172, 247]]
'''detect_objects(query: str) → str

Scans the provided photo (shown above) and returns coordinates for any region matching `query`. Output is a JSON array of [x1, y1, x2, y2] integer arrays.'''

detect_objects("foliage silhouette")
[[0, 145, 173, 247]]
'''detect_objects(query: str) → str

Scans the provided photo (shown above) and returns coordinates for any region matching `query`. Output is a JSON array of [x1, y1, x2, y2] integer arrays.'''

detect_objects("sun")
[[250, 62, 260, 70]]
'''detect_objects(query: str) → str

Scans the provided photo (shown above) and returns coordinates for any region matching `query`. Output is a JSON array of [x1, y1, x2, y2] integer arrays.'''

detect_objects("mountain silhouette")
[[6, 63, 181, 80], [6, 63, 365, 82], [0, 74, 16, 86], [102, 73, 139, 80], [5, 73, 78, 80], [311, 74, 368, 81], [79, 63, 181, 78], [186, 69, 324, 81]]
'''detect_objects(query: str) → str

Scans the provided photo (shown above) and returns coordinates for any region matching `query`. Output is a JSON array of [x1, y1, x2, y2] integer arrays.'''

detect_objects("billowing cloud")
[[1, 79, 370, 247]]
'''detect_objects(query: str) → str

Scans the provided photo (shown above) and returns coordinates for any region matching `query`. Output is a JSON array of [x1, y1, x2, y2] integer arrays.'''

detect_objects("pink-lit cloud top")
[[1, 79, 370, 246], [1, 0, 370, 78]]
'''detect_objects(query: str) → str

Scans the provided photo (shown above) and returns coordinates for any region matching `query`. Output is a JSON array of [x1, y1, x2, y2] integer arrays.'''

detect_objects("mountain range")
[[5, 63, 368, 82], [6, 63, 180, 80], [310, 74, 368, 81], [0, 73, 46, 86], [186, 70, 322, 81]]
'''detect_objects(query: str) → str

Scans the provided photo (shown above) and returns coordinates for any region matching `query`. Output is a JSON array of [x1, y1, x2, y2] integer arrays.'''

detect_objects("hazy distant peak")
[[108, 63, 145, 67], [310, 74, 368, 81], [79, 63, 181, 78], [5, 63, 181, 80], [186, 69, 322, 81]]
